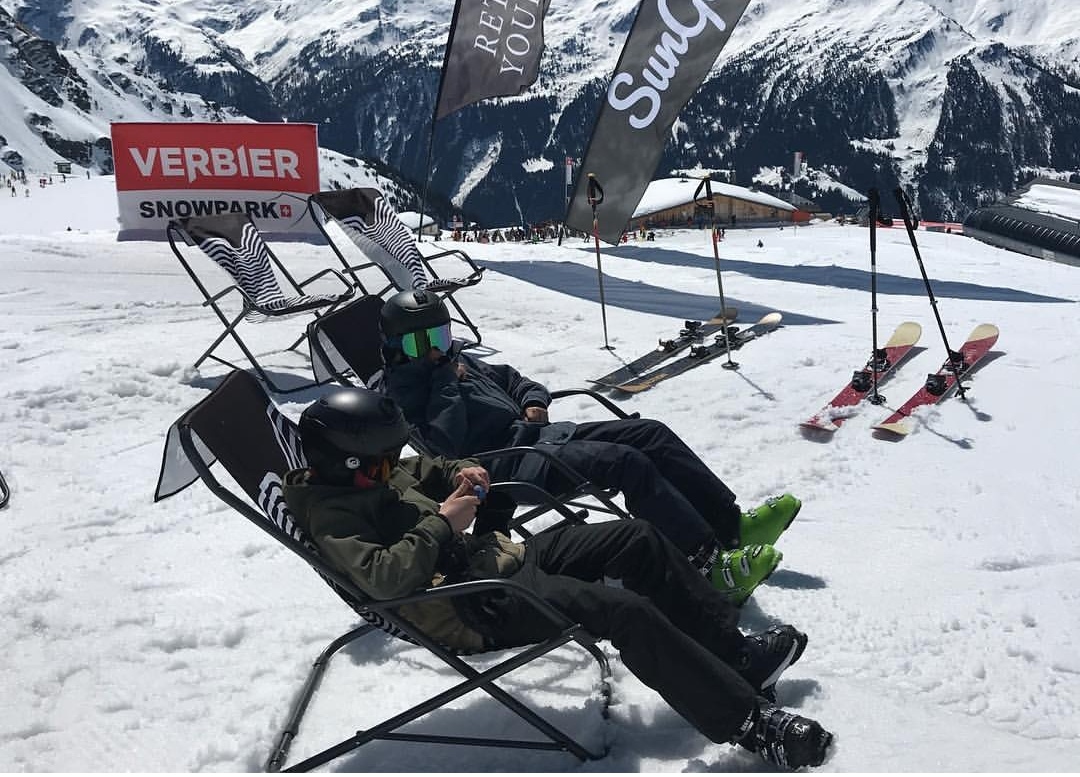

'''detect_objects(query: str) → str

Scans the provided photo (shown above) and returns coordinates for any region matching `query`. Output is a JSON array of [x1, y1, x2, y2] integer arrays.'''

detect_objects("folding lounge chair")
[[166, 213, 355, 393], [0, 467, 9, 509], [307, 188, 485, 347], [304, 296, 637, 539], [154, 369, 611, 772]]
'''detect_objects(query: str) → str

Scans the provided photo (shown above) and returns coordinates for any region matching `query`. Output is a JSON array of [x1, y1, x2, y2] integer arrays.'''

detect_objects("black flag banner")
[[565, 0, 751, 244], [435, 0, 553, 120]]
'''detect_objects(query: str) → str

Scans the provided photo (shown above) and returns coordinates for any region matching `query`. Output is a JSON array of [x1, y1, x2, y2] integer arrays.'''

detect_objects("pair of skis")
[[802, 322, 999, 436], [589, 308, 738, 389], [618, 313, 782, 393], [803, 186, 1000, 438], [589, 311, 782, 394]]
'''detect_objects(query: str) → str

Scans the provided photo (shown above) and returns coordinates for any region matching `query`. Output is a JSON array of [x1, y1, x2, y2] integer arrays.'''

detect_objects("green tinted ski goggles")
[[400, 323, 452, 358]]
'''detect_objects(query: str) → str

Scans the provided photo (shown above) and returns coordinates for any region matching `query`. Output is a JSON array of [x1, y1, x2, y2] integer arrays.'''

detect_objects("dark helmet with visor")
[[299, 388, 410, 483], [380, 290, 453, 358]]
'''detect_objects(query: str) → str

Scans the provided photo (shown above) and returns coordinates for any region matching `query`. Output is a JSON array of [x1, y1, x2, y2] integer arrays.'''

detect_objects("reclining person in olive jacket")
[[282, 387, 833, 770]]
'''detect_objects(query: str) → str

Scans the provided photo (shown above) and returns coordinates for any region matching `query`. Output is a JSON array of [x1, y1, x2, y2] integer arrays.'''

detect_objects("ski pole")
[[694, 174, 738, 369], [868, 188, 884, 404], [587, 174, 615, 350], [893, 187, 967, 398]]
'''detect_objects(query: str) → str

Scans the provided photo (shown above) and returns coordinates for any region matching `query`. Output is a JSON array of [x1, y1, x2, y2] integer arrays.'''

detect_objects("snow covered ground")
[[1, 177, 1079, 771]]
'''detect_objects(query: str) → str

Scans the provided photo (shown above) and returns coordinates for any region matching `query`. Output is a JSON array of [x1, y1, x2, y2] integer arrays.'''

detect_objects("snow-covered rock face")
[[3, 0, 1079, 224]]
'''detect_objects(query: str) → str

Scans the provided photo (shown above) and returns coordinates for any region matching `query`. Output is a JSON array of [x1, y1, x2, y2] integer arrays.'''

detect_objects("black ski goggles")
[[400, 322, 452, 358]]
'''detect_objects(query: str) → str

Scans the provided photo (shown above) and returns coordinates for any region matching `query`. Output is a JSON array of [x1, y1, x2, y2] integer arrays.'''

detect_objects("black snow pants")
[[543, 418, 741, 553], [470, 520, 758, 745]]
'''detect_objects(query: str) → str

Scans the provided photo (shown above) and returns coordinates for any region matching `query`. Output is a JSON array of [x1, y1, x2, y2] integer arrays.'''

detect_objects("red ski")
[[872, 323, 999, 437], [801, 322, 922, 433]]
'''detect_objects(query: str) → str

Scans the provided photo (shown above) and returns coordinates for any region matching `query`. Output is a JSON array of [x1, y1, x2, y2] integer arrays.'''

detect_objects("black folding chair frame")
[[171, 380, 612, 772], [166, 219, 354, 394]]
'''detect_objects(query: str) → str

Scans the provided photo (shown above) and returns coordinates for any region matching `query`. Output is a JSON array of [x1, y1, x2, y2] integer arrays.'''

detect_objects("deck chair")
[[154, 369, 611, 772], [307, 188, 485, 347], [166, 213, 355, 393], [304, 296, 636, 539], [0, 467, 9, 509]]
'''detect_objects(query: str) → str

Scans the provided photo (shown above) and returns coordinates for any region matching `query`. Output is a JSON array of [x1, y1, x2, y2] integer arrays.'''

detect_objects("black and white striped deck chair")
[[307, 188, 485, 348], [0, 466, 9, 509], [166, 213, 355, 393], [153, 369, 611, 772]]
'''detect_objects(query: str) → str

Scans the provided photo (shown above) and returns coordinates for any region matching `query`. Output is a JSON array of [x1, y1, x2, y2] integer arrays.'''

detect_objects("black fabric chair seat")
[[153, 370, 611, 771]]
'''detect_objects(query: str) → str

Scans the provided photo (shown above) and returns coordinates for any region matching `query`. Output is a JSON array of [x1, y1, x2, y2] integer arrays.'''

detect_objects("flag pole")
[[695, 174, 738, 369], [587, 173, 615, 350], [419, 1, 465, 244]]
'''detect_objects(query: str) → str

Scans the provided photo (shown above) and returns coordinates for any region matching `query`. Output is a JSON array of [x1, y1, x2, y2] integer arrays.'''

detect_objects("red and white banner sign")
[[112, 122, 321, 239]]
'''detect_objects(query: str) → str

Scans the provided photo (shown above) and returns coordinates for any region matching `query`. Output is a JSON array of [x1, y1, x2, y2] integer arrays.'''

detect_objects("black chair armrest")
[[549, 388, 639, 420], [203, 282, 255, 308], [296, 266, 356, 295], [470, 444, 593, 488], [421, 248, 485, 285], [488, 480, 589, 525]]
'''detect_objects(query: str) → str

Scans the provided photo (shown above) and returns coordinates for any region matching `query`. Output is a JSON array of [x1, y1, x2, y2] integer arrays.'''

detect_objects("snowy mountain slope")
[[4, 0, 1080, 224], [0, 5, 427, 210]]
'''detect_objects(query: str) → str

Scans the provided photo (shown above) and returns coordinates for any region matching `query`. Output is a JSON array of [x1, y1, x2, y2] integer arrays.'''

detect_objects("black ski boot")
[[736, 624, 808, 698], [734, 696, 834, 769]]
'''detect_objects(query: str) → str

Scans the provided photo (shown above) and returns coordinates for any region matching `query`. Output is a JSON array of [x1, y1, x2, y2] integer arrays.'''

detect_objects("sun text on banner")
[[565, 0, 751, 245]]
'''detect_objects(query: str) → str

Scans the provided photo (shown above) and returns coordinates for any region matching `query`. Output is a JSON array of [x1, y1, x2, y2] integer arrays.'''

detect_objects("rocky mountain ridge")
[[3, 0, 1079, 225]]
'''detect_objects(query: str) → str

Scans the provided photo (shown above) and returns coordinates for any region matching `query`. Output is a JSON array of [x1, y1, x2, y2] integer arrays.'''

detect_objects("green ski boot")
[[740, 494, 802, 547], [711, 544, 782, 605]]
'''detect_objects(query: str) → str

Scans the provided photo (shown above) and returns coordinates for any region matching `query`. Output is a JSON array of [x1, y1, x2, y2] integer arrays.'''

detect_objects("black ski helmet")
[[380, 289, 451, 338], [299, 388, 410, 482]]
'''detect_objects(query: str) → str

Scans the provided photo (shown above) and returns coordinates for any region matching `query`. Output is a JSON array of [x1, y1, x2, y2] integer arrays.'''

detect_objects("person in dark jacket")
[[374, 290, 802, 604], [282, 387, 833, 770]]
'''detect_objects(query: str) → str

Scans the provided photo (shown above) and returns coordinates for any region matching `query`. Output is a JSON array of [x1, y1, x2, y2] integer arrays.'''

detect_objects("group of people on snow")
[[283, 289, 834, 769]]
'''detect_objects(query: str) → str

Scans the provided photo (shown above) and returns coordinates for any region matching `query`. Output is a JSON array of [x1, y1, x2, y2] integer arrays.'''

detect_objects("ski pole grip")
[[587, 174, 604, 206], [894, 187, 915, 229], [868, 187, 879, 249]]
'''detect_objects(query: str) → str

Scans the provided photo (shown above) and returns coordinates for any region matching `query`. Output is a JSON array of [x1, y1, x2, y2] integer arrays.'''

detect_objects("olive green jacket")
[[283, 454, 524, 652]]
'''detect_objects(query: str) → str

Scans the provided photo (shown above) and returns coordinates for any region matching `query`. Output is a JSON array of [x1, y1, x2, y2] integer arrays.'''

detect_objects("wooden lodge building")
[[629, 177, 804, 231]]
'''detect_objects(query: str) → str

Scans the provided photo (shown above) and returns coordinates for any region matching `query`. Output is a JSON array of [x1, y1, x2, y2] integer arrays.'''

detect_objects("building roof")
[[632, 177, 796, 218], [964, 178, 1080, 260], [397, 211, 437, 231]]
